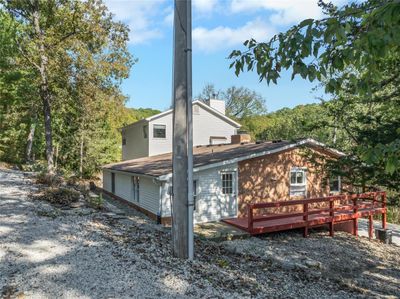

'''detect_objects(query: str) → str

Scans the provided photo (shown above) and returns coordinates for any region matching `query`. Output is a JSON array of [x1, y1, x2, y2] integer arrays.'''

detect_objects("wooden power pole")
[[172, 0, 194, 259]]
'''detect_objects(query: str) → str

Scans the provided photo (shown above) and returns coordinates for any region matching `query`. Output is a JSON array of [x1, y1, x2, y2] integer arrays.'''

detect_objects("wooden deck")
[[223, 192, 387, 237]]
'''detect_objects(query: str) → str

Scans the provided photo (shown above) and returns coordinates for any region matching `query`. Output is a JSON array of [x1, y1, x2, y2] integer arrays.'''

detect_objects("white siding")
[[122, 122, 149, 160], [139, 176, 160, 215], [148, 113, 173, 157], [102, 170, 160, 215], [193, 105, 237, 147], [103, 169, 112, 192], [148, 103, 238, 157], [160, 163, 238, 223]]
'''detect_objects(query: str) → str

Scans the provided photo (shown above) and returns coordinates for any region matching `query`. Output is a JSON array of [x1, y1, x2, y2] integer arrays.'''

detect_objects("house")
[[121, 99, 241, 160], [102, 137, 344, 224]]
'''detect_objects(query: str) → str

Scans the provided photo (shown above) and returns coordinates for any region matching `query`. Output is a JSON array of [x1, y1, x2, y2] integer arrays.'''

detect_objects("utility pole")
[[172, 0, 194, 259]]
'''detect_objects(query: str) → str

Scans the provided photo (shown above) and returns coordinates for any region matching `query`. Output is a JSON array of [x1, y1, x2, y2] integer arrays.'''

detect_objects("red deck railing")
[[242, 191, 387, 236]]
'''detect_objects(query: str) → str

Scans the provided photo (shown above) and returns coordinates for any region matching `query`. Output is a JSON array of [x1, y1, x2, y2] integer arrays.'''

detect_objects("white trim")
[[157, 139, 345, 181], [289, 167, 307, 196], [103, 168, 156, 180], [121, 100, 242, 131]]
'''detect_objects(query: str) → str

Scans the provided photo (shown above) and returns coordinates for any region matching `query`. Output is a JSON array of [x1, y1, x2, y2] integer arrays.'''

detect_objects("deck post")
[[382, 192, 387, 229], [247, 204, 253, 234], [329, 199, 335, 237], [353, 196, 358, 237], [368, 214, 374, 240], [303, 202, 308, 238]]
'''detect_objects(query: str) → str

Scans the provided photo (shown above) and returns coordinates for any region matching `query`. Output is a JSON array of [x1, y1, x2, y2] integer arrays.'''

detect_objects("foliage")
[[0, 1, 159, 177], [196, 84, 267, 123], [229, 0, 400, 192], [35, 171, 63, 187], [129, 108, 161, 120], [35, 187, 80, 206], [87, 193, 104, 210]]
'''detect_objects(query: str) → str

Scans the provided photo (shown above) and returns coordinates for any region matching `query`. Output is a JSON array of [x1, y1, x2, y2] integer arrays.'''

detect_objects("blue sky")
[[106, 0, 343, 112]]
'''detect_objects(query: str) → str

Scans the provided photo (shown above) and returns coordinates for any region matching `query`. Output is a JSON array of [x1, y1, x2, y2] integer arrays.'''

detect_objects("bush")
[[35, 172, 63, 187], [87, 193, 104, 210], [36, 187, 81, 206]]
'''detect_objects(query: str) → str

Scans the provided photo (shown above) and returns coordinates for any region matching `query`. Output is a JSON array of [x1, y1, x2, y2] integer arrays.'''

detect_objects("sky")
[[105, 0, 343, 112]]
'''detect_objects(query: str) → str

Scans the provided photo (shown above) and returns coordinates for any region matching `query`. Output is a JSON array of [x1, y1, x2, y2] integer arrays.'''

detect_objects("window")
[[122, 137, 126, 145], [222, 173, 234, 194], [153, 124, 166, 138], [193, 180, 197, 211], [143, 125, 148, 138], [111, 173, 115, 193], [290, 168, 306, 196], [132, 176, 140, 202], [330, 176, 341, 193]]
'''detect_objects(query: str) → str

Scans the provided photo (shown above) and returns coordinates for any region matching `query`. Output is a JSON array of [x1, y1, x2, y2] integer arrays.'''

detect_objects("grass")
[[386, 205, 400, 225]]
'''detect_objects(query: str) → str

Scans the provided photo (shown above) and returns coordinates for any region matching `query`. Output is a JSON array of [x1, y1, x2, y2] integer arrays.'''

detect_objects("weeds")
[[35, 187, 80, 206], [87, 193, 104, 210]]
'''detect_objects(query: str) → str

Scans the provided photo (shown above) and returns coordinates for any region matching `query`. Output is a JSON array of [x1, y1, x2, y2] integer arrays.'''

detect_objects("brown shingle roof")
[[103, 140, 297, 177]]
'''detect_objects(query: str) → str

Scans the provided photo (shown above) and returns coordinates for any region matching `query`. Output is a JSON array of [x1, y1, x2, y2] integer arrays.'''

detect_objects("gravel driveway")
[[1, 169, 399, 299]]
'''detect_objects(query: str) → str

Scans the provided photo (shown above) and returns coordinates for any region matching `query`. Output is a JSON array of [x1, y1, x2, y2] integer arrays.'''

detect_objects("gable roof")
[[121, 100, 241, 131], [103, 138, 345, 180]]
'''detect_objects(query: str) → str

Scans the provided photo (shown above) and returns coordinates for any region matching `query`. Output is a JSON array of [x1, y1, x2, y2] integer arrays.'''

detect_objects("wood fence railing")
[[246, 191, 387, 236]]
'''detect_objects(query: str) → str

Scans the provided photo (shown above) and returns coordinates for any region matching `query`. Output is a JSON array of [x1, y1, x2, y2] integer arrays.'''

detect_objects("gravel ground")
[[1, 169, 399, 299]]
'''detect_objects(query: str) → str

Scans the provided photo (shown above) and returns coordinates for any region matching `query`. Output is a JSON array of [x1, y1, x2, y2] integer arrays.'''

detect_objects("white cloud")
[[193, 18, 274, 53], [105, 0, 167, 44], [230, 0, 347, 25], [193, 0, 218, 13]]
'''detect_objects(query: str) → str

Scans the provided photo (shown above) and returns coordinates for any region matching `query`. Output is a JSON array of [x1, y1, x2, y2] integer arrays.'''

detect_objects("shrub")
[[35, 172, 63, 187], [87, 193, 104, 210], [36, 187, 80, 206]]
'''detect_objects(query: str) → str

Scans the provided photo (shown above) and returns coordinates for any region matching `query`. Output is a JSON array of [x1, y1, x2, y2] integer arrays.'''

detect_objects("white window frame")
[[153, 124, 166, 139], [289, 167, 307, 196], [221, 172, 234, 195], [329, 175, 341, 194]]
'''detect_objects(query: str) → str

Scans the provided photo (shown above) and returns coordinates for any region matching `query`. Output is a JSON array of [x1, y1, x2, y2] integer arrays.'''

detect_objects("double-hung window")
[[329, 175, 341, 193], [222, 173, 234, 195], [153, 124, 166, 138], [290, 167, 307, 196], [132, 176, 140, 202]]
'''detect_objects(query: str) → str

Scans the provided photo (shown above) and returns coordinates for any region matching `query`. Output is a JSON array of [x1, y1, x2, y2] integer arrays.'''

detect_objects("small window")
[[153, 124, 166, 138], [222, 173, 233, 194], [132, 176, 140, 202], [193, 180, 197, 211], [330, 176, 341, 193], [143, 125, 148, 138], [111, 173, 115, 193], [290, 168, 306, 196]]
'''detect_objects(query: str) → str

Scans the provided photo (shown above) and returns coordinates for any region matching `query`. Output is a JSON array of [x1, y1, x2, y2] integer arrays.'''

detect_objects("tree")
[[229, 0, 400, 190], [197, 84, 267, 119], [2, 0, 134, 174]]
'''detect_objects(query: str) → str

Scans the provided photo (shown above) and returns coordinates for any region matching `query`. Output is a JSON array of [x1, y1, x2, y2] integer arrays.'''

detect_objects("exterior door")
[[220, 172, 237, 218]]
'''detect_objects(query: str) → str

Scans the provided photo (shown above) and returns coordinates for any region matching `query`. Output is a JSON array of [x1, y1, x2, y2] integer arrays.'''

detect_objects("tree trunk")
[[54, 143, 59, 169], [32, 6, 54, 174], [80, 134, 84, 178], [332, 126, 337, 145], [26, 114, 37, 162]]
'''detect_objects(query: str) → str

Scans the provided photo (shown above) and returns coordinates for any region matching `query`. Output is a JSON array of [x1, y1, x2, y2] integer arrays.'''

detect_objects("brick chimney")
[[231, 133, 251, 144]]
